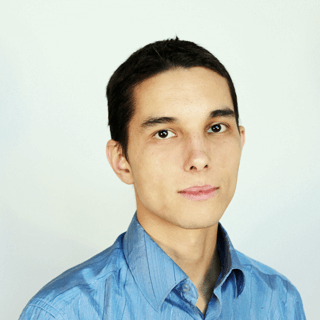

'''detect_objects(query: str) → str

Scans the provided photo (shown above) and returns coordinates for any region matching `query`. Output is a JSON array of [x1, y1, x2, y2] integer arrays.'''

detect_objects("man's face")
[[125, 67, 245, 229]]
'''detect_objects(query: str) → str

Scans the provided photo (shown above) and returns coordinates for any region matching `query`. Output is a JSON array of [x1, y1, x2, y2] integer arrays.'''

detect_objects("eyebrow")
[[140, 107, 236, 131]]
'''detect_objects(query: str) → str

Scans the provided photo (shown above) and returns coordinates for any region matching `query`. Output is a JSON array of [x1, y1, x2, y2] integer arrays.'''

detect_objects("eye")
[[154, 129, 175, 139], [208, 123, 227, 133]]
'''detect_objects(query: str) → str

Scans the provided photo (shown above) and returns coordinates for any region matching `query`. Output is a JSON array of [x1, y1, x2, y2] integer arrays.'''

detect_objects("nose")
[[183, 138, 210, 172], [186, 155, 209, 171]]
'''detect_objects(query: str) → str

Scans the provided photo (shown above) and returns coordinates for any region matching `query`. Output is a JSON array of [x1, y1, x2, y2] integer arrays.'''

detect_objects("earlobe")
[[239, 126, 245, 148]]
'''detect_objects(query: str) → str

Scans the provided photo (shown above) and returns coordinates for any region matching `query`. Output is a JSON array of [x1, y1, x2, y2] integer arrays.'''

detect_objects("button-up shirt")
[[19, 211, 306, 319]]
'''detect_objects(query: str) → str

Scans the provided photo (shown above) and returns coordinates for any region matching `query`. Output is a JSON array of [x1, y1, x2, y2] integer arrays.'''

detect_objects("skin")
[[106, 67, 245, 315]]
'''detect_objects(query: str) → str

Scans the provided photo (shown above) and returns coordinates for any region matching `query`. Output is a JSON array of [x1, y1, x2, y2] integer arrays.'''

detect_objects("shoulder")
[[236, 249, 288, 277], [19, 233, 127, 319], [236, 249, 303, 301]]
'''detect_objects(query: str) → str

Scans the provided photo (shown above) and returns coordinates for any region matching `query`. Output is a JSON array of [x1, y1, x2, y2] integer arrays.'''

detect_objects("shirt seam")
[[119, 265, 129, 320], [29, 299, 68, 320], [241, 262, 290, 283], [55, 241, 124, 290]]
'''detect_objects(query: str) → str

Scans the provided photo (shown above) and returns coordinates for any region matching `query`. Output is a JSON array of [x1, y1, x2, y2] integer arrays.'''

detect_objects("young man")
[[19, 38, 306, 319]]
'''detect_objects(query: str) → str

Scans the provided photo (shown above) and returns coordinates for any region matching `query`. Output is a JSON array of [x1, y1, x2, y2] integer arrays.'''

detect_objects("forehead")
[[131, 67, 234, 130]]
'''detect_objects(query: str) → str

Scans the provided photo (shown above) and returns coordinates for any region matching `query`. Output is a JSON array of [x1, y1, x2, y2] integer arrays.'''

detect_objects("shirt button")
[[182, 284, 190, 292]]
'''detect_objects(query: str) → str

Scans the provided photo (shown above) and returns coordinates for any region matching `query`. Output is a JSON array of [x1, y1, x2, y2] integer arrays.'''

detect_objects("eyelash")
[[153, 123, 229, 139]]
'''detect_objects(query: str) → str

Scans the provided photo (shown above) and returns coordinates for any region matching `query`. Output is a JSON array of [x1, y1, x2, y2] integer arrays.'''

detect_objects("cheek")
[[132, 154, 178, 215], [216, 143, 242, 182], [132, 150, 172, 195]]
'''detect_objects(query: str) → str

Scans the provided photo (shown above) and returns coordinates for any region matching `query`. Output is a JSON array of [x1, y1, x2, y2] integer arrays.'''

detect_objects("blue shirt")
[[19, 211, 306, 319]]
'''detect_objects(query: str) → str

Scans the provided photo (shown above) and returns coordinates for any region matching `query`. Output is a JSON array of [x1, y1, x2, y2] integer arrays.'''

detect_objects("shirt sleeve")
[[285, 285, 307, 320], [19, 303, 65, 320], [293, 297, 307, 320]]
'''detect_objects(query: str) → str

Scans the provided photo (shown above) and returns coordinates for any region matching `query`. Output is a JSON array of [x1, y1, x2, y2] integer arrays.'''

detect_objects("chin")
[[173, 212, 221, 230]]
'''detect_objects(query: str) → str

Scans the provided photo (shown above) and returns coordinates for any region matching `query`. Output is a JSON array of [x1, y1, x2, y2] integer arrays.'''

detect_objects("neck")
[[136, 209, 221, 300]]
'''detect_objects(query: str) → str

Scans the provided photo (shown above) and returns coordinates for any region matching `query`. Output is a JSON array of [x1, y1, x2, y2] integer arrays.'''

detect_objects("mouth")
[[178, 185, 219, 193], [178, 187, 220, 201]]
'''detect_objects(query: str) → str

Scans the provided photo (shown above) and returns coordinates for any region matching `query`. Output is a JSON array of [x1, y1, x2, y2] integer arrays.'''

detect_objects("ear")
[[106, 139, 134, 185], [239, 125, 245, 149]]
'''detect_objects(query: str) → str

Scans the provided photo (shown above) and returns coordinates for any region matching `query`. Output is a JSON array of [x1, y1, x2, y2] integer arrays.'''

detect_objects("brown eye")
[[209, 124, 227, 133], [154, 129, 175, 139]]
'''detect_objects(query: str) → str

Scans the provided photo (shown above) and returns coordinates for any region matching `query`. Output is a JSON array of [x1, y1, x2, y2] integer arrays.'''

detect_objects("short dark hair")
[[107, 37, 239, 164]]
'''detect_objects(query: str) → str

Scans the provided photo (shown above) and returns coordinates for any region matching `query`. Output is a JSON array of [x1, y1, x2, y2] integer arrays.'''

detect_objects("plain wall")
[[1, 0, 319, 319]]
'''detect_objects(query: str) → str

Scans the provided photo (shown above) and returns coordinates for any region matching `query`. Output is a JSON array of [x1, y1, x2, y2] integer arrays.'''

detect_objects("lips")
[[179, 185, 218, 193]]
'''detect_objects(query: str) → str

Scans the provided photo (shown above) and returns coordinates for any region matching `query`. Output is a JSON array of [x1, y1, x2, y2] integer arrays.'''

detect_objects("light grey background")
[[1, 0, 319, 319]]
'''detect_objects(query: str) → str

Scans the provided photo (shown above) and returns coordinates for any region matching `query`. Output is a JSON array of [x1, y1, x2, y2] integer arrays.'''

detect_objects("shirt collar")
[[216, 223, 245, 297], [123, 211, 245, 312], [123, 211, 188, 313]]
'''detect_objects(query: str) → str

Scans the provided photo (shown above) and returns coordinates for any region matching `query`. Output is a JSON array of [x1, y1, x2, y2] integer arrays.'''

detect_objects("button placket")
[[182, 284, 190, 292]]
